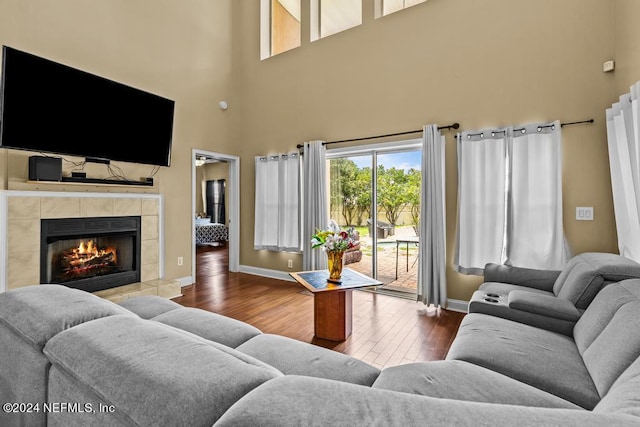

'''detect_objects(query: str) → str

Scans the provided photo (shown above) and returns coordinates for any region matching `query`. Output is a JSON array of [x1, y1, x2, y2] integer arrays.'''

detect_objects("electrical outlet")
[[576, 207, 594, 221], [287, 259, 293, 269], [177, 256, 184, 266]]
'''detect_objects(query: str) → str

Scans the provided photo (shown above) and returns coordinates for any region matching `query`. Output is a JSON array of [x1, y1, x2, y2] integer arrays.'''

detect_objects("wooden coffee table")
[[290, 268, 383, 341]]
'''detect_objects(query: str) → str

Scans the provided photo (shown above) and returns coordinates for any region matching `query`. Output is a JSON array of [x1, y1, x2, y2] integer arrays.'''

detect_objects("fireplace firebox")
[[40, 216, 141, 293]]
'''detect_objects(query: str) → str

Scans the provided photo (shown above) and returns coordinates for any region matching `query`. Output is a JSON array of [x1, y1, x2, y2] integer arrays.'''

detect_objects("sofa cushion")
[[0, 284, 132, 349], [151, 307, 262, 348], [468, 290, 578, 336], [0, 284, 134, 427], [117, 294, 183, 319], [236, 334, 381, 386], [574, 280, 640, 354], [0, 327, 51, 427], [44, 315, 282, 426], [553, 253, 640, 309], [446, 313, 600, 409], [482, 263, 560, 291], [372, 360, 580, 409], [580, 298, 640, 397], [508, 290, 582, 321], [594, 355, 640, 418], [215, 375, 640, 427]]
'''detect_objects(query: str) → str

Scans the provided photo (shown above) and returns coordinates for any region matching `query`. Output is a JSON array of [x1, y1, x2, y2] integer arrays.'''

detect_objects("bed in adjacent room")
[[195, 219, 228, 245]]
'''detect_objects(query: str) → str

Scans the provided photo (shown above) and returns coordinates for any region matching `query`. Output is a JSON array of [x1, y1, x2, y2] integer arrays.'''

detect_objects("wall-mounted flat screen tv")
[[0, 46, 174, 167]]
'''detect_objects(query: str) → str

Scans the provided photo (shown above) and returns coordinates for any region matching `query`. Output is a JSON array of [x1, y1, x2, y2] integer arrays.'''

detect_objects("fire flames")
[[62, 240, 118, 276]]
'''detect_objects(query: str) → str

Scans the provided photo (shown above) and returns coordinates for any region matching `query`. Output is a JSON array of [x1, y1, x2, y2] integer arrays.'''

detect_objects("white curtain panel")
[[454, 129, 508, 275], [254, 153, 301, 251], [302, 141, 328, 270], [417, 125, 447, 307], [606, 81, 640, 262], [254, 155, 280, 250], [278, 153, 301, 251], [455, 121, 568, 273], [507, 121, 569, 269]]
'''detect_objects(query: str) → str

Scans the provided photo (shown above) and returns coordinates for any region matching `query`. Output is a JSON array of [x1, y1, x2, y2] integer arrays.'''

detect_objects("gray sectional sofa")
[[469, 252, 640, 335], [1, 281, 640, 426]]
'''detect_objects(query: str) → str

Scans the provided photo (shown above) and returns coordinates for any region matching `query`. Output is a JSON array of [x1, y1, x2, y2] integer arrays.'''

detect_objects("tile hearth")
[[93, 278, 181, 302]]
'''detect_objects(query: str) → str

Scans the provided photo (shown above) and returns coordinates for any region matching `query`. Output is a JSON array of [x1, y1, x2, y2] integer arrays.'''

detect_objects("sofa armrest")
[[484, 263, 561, 292], [507, 290, 581, 322]]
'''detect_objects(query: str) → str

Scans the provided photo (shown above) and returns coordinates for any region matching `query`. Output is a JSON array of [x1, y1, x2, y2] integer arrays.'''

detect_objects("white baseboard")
[[176, 276, 195, 287], [239, 265, 296, 282], [446, 299, 469, 313]]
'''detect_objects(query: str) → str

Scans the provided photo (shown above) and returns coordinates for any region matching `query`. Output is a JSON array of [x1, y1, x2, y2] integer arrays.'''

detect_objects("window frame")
[[261, 0, 301, 60], [375, 0, 428, 19], [310, 0, 363, 42]]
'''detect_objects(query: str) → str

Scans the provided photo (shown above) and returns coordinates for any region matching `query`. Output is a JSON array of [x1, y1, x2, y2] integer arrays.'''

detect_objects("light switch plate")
[[603, 60, 615, 72]]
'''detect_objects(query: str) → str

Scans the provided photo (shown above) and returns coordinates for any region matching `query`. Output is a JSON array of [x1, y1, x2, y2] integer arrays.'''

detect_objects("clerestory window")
[[261, 0, 428, 59], [261, 0, 301, 59], [310, 0, 362, 41]]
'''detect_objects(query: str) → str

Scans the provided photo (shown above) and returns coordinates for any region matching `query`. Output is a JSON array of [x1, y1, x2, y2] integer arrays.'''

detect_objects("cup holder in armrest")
[[485, 293, 502, 299], [483, 297, 500, 303]]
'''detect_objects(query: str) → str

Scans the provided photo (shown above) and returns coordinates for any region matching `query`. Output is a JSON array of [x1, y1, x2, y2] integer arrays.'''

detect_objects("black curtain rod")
[[463, 119, 595, 139], [560, 119, 594, 127], [296, 119, 593, 149], [518, 119, 595, 133], [296, 122, 460, 149]]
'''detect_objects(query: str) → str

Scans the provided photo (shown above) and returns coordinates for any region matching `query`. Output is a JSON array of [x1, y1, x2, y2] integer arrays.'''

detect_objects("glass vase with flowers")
[[311, 224, 359, 282]]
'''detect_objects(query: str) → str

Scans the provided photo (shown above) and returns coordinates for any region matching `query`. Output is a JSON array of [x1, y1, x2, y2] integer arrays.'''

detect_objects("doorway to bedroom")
[[192, 149, 240, 283]]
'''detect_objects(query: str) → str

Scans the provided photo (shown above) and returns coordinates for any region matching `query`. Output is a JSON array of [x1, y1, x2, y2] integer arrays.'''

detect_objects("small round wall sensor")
[[218, 101, 228, 110]]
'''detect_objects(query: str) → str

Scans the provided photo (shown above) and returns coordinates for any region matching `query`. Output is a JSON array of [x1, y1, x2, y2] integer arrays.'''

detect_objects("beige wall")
[[1, 0, 638, 302], [0, 0, 236, 282], [233, 0, 621, 301], [613, 0, 640, 95]]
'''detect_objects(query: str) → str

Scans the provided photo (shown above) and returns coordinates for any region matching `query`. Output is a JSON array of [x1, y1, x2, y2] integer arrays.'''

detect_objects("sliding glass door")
[[327, 140, 421, 294]]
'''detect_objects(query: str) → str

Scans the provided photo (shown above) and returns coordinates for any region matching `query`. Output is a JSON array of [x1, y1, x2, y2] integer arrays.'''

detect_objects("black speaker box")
[[28, 156, 62, 182]]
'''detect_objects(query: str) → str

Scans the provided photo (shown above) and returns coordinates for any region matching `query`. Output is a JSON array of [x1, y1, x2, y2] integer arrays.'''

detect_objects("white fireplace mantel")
[[0, 190, 164, 293]]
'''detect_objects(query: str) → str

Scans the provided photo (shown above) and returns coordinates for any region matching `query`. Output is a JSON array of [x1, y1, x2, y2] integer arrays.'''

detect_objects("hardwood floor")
[[173, 245, 466, 370]]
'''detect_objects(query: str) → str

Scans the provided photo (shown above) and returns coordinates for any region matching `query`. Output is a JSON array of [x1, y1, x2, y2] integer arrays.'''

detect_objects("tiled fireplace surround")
[[0, 190, 181, 301]]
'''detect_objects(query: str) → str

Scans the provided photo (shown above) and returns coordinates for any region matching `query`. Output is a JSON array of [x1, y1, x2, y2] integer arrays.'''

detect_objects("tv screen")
[[0, 46, 174, 167]]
